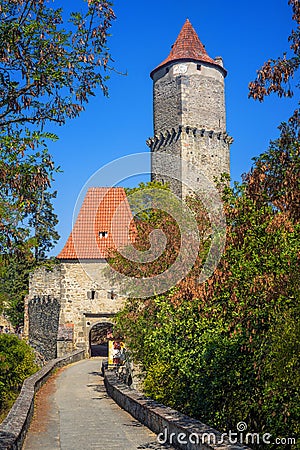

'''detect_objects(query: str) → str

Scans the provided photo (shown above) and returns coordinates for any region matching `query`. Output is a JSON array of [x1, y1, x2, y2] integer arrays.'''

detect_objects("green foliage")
[[261, 306, 300, 440], [0, 246, 58, 326], [0, 134, 60, 255], [244, 117, 300, 221], [115, 122, 300, 449], [107, 181, 211, 299], [108, 181, 181, 280], [115, 6, 300, 447], [0, 251, 34, 327], [0, 0, 115, 129], [0, 334, 38, 418], [0, 0, 116, 419]]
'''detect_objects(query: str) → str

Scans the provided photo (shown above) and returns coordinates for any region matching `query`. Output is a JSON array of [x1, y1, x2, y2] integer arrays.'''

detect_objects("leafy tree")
[[0, 137, 59, 324], [0, 0, 115, 129], [109, 181, 182, 279], [249, 0, 299, 130], [0, 138, 59, 255], [0, 0, 116, 253], [0, 250, 35, 327], [115, 122, 300, 449], [244, 119, 300, 221], [28, 187, 60, 261], [107, 181, 211, 298]]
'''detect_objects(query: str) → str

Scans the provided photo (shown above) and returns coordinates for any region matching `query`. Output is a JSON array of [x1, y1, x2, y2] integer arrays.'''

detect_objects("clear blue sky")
[[48, 0, 297, 256]]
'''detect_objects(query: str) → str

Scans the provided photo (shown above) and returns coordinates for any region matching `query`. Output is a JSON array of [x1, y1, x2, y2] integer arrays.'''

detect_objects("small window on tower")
[[108, 290, 117, 300], [99, 231, 108, 238], [197, 64, 201, 71], [87, 290, 97, 300]]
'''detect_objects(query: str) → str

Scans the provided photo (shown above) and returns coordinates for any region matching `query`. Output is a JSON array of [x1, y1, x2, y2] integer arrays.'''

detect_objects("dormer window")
[[99, 231, 108, 238]]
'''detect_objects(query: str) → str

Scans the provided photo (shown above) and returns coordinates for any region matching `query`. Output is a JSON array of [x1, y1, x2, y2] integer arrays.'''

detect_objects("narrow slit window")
[[108, 290, 117, 300], [88, 290, 97, 300], [197, 64, 201, 71]]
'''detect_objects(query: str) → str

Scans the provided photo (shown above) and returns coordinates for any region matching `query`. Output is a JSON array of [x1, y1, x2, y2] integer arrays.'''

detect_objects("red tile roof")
[[57, 187, 135, 260], [151, 19, 225, 78]]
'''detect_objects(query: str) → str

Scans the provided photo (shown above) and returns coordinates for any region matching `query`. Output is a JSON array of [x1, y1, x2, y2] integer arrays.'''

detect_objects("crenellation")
[[148, 125, 232, 151]]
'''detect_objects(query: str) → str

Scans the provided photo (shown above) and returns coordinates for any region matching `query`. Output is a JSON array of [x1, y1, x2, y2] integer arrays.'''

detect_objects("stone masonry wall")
[[58, 260, 125, 355], [27, 261, 125, 359], [105, 370, 251, 450], [149, 125, 231, 197], [153, 62, 226, 134], [181, 67, 226, 130], [28, 297, 60, 360], [181, 127, 231, 195], [153, 73, 182, 133], [26, 266, 62, 360]]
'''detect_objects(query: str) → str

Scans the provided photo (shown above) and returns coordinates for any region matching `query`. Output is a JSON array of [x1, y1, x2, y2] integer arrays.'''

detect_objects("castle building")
[[148, 19, 232, 197], [25, 188, 134, 359], [25, 20, 231, 360]]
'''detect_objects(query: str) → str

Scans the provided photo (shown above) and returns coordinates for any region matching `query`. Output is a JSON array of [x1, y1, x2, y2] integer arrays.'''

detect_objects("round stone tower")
[[147, 19, 232, 197]]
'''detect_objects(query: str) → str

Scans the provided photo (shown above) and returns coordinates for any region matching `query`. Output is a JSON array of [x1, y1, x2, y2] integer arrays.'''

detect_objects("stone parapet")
[[147, 125, 233, 152], [0, 349, 84, 450], [104, 370, 252, 450], [28, 296, 61, 360]]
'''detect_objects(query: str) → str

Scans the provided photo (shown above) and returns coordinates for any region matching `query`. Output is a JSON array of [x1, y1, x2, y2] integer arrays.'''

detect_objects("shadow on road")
[[90, 343, 108, 357]]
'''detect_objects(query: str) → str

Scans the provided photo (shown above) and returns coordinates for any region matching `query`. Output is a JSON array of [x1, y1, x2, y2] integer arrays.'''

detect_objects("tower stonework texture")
[[147, 19, 232, 197]]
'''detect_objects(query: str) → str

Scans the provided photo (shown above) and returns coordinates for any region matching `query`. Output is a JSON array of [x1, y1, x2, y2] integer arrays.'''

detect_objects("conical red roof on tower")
[[151, 19, 225, 78]]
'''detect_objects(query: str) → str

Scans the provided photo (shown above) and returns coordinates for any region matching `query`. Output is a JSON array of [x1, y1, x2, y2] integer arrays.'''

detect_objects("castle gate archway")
[[89, 322, 113, 357], [84, 313, 115, 358]]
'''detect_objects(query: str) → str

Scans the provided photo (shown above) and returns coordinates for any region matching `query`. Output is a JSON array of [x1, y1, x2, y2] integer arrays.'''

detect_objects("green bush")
[[0, 334, 38, 419]]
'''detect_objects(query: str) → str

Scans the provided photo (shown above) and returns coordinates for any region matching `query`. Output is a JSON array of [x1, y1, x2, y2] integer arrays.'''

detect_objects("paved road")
[[23, 358, 172, 450]]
